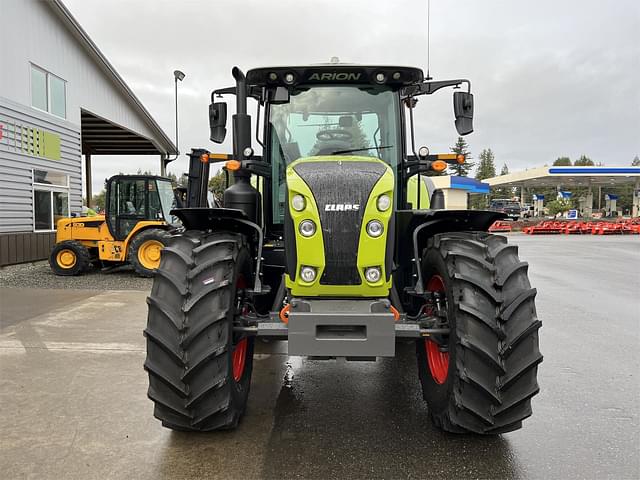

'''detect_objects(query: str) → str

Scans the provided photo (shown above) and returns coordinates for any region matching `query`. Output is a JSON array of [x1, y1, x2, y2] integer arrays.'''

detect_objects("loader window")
[[156, 179, 177, 223], [268, 85, 401, 223], [108, 178, 147, 240]]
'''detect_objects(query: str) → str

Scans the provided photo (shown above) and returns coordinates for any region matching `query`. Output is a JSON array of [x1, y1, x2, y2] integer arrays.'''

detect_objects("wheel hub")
[[138, 240, 163, 269], [232, 338, 248, 382], [424, 275, 450, 384], [232, 274, 249, 382], [56, 250, 77, 269]]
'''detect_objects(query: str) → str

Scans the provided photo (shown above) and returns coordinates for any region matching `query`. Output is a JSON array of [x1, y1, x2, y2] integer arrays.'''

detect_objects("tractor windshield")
[[269, 85, 400, 223]]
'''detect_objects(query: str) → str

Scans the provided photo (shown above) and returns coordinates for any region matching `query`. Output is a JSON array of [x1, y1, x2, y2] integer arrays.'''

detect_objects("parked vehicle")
[[50, 175, 174, 277], [521, 204, 534, 218], [489, 199, 522, 219]]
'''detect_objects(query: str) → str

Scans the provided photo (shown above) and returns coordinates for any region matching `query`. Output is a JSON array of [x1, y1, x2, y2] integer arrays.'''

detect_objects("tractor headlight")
[[377, 194, 391, 212], [365, 267, 382, 283], [299, 220, 316, 237], [366, 220, 384, 238], [292, 194, 306, 212], [300, 266, 317, 283]]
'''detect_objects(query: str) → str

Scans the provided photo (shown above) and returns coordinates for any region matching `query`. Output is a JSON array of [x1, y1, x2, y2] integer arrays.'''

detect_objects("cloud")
[[62, 0, 640, 194]]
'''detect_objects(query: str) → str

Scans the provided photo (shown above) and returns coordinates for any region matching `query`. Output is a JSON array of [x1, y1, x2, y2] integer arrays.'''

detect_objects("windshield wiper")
[[330, 145, 393, 155]]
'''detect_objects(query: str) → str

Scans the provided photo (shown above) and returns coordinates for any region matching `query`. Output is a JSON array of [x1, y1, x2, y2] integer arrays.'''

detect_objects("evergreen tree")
[[632, 155, 640, 166], [208, 169, 227, 199], [553, 157, 572, 166], [493, 163, 513, 199], [475, 148, 496, 180], [574, 155, 594, 166], [469, 148, 496, 209], [449, 136, 474, 176], [165, 171, 178, 184]]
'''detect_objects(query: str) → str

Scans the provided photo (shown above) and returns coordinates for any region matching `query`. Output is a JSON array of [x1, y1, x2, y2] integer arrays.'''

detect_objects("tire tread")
[[144, 230, 252, 431], [419, 231, 542, 434]]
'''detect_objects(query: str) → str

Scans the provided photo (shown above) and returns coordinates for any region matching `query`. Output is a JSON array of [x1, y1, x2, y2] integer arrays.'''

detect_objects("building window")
[[33, 169, 70, 231], [30, 64, 66, 119]]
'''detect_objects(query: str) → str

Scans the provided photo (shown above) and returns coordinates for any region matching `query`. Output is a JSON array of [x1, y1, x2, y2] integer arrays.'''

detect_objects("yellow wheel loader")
[[49, 175, 175, 277]]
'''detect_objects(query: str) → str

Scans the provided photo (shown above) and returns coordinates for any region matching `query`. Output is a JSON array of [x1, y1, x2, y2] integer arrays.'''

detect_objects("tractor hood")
[[284, 156, 395, 297]]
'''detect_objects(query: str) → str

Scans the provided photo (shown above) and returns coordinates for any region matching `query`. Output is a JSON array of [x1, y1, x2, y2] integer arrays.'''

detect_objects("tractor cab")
[[206, 64, 475, 230], [105, 175, 176, 240]]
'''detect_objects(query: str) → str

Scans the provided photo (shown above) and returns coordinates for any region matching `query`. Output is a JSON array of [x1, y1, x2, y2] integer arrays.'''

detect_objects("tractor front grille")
[[293, 160, 386, 285]]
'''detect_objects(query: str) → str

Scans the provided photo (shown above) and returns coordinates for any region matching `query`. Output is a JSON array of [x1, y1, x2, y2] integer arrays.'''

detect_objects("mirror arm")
[[405, 163, 438, 177], [211, 86, 236, 101], [211, 86, 262, 102], [402, 79, 471, 98]]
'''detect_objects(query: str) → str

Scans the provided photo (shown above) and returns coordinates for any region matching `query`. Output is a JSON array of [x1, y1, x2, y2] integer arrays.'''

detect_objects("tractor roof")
[[246, 64, 424, 88]]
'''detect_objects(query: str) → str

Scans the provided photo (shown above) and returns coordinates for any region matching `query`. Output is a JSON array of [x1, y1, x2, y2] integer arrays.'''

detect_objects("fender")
[[395, 209, 507, 295], [171, 207, 266, 294]]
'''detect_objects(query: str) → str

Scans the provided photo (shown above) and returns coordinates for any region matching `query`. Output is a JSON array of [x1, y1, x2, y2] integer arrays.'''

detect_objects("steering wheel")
[[316, 129, 353, 142]]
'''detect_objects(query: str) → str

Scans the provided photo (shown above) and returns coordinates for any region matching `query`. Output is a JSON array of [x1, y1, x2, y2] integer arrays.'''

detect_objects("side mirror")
[[453, 91, 474, 135], [209, 102, 227, 143]]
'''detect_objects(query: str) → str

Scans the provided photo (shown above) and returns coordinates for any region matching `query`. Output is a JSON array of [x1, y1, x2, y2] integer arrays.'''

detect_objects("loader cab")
[[105, 175, 174, 240]]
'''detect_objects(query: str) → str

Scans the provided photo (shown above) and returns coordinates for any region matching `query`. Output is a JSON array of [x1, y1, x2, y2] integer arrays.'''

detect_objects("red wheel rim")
[[232, 337, 248, 382], [232, 275, 248, 382], [424, 275, 450, 384]]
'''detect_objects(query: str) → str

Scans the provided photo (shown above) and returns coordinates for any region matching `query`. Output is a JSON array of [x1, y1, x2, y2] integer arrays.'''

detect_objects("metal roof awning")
[[486, 166, 640, 188], [81, 110, 166, 155]]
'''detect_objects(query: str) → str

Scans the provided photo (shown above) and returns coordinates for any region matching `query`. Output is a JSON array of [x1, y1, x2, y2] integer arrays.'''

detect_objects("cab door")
[[106, 177, 148, 240]]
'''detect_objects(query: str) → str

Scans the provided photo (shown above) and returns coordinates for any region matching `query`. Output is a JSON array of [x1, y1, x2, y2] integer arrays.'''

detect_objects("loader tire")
[[49, 240, 91, 276], [129, 228, 169, 277], [416, 232, 542, 434], [144, 231, 255, 431]]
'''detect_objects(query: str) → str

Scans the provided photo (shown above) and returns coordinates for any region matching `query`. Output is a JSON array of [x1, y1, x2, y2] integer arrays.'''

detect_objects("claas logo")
[[324, 203, 360, 211]]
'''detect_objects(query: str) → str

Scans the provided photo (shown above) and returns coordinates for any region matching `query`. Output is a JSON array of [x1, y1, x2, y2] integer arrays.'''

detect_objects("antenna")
[[426, 0, 432, 80]]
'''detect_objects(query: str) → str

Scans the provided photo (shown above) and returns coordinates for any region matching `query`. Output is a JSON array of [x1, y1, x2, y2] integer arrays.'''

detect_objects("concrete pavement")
[[0, 235, 638, 479]]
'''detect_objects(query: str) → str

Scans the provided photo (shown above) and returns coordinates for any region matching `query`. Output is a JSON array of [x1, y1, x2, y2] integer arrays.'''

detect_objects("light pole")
[[162, 69, 185, 175]]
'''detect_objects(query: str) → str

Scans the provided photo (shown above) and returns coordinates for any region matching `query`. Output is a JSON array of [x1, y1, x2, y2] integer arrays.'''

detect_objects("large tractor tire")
[[144, 231, 255, 431], [416, 232, 542, 434], [129, 228, 169, 277], [49, 240, 91, 276]]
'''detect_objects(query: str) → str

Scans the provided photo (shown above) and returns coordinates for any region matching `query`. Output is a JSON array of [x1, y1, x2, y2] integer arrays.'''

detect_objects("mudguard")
[[395, 209, 507, 294], [170, 207, 266, 293]]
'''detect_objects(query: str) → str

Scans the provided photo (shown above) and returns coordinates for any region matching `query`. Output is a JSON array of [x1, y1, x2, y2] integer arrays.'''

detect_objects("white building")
[[0, 0, 176, 266]]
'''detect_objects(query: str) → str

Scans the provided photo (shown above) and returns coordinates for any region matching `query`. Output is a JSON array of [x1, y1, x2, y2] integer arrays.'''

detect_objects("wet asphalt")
[[0, 235, 638, 479]]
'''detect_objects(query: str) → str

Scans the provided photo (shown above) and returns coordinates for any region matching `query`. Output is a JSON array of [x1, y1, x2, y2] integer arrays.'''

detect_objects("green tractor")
[[144, 64, 542, 434]]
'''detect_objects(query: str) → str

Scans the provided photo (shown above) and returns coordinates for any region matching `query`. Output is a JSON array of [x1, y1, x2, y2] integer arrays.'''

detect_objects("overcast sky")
[[63, 0, 640, 195]]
